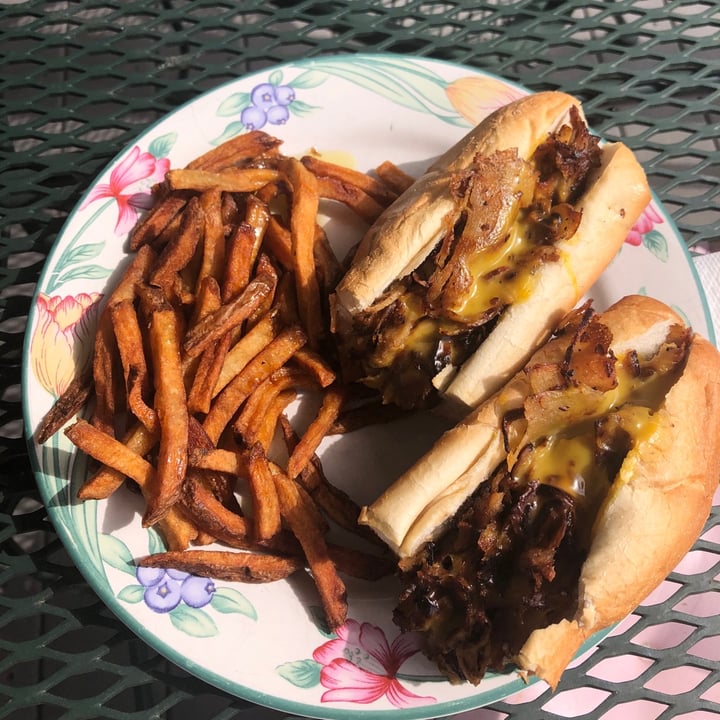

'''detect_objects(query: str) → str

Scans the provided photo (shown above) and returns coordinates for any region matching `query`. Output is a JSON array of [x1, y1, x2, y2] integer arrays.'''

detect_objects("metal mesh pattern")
[[1, 1, 719, 718]]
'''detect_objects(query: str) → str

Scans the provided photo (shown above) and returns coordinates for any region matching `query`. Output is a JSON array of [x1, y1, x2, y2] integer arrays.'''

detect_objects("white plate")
[[23, 54, 715, 719]]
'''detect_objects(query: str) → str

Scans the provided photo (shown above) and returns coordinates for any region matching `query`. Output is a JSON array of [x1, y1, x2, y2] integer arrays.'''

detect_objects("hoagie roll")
[[332, 92, 651, 415], [359, 295, 720, 688]]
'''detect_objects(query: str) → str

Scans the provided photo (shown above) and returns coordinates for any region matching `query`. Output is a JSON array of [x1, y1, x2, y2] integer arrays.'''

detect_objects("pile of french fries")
[[37, 130, 416, 629]]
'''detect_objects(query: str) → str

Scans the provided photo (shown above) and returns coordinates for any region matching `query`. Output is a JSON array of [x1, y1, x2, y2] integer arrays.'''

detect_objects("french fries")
[[38, 131, 405, 630], [164, 167, 280, 193], [138, 550, 303, 583], [283, 157, 324, 347], [138, 285, 189, 528], [374, 159, 415, 195], [286, 384, 346, 480], [247, 444, 282, 541], [271, 465, 348, 629]]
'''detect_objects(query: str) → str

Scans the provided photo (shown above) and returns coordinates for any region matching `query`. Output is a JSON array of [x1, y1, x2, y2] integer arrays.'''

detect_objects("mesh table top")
[[1, 1, 719, 719]]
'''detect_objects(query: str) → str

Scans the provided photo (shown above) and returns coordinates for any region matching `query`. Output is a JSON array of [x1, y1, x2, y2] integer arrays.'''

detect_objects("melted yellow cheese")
[[521, 406, 657, 500], [454, 221, 539, 319], [526, 433, 599, 501], [594, 357, 671, 414], [510, 353, 668, 543]]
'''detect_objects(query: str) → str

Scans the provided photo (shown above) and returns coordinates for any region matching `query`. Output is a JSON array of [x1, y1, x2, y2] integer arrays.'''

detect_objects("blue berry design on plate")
[[240, 82, 295, 129], [99, 531, 256, 638], [213, 69, 319, 144], [137, 566, 216, 612]]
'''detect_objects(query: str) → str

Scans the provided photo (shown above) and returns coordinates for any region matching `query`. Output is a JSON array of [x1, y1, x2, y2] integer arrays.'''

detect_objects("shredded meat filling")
[[395, 473, 584, 684], [392, 309, 693, 685]]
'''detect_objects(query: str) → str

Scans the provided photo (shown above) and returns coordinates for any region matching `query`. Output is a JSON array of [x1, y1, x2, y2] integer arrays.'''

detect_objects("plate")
[[23, 54, 714, 719]]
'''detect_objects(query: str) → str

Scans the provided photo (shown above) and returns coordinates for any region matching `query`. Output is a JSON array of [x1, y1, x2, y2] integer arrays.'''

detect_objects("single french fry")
[[150, 196, 204, 293], [286, 384, 346, 480], [186, 130, 283, 172], [138, 549, 303, 583], [244, 255, 280, 329], [188, 275, 222, 331], [165, 167, 279, 193], [290, 347, 336, 388], [186, 279, 229, 415], [189, 447, 249, 477], [222, 221, 257, 302], [327, 544, 395, 581], [212, 309, 281, 396], [188, 331, 232, 415], [202, 325, 307, 444], [160, 509, 200, 552], [196, 187, 226, 291], [264, 215, 294, 271], [250, 389, 298, 452], [222, 196, 271, 303], [272, 271, 300, 327], [314, 175, 386, 224], [221, 190, 242, 227], [245, 193, 271, 236], [329, 399, 408, 434], [374, 159, 415, 195], [91, 311, 120, 437], [66, 420, 154, 490], [313, 224, 343, 296], [153, 210, 185, 250], [271, 466, 347, 629], [77, 422, 158, 500], [182, 272, 277, 359], [279, 414, 321, 492], [129, 192, 189, 251], [180, 472, 252, 546], [283, 157, 324, 345], [310, 480, 378, 544], [301, 154, 398, 206], [110, 299, 157, 433], [138, 286, 189, 528], [36, 369, 92, 444], [247, 444, 282, 541]]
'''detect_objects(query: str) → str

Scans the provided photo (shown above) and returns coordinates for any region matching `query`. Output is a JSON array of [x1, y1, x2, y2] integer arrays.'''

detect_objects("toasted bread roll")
[[332, 92, 651, 415], [360, 295, 720, 689]]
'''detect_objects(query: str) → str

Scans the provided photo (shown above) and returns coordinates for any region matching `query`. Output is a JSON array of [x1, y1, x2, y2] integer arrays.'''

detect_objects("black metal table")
[[2, 2, 719, 719]]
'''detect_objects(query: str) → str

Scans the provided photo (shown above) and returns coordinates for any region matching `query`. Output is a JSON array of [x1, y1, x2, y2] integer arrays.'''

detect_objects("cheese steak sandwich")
[[332, 92, 651, 415], [359, 295, 720, 688]]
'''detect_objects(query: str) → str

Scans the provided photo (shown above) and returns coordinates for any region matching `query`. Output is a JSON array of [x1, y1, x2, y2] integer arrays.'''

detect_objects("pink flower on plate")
[[80, 145, 169, 235], [30, 292, 102, 397], [312, 619, 435, 708], [626, 202, 664, 246]]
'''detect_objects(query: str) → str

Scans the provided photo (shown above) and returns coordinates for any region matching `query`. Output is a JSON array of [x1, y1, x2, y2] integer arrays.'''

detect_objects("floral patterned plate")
[[23, 54, 714, 719]]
